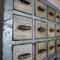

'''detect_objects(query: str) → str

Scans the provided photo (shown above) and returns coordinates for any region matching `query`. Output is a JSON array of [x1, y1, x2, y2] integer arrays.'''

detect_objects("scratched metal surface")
[[3, 0, 13, 60], [3, 0, 60, 60]]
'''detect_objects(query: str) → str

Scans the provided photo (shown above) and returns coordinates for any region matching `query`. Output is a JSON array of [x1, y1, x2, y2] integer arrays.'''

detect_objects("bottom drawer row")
[[13, 40, 60, 60]]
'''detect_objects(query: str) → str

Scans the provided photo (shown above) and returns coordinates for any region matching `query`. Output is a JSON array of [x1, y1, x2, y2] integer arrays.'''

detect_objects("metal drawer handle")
[[49, 46, 55, 49], [56, 15, 60, 19], [57, 44, 60, 47], [17, 25, 31, 30], [18, 53, 31, 59], [38, 49, 46, 53], [49, 29, 55, 32], [38, 6, 45, 11], [49, 12, 54, 16], [57, 29, 60, 32], [38, 27, 46, 32], [20, 0, 31, 4]]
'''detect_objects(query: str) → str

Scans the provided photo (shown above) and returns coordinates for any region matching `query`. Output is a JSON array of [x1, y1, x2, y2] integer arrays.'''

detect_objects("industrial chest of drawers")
[[3, 0, 60, 60]]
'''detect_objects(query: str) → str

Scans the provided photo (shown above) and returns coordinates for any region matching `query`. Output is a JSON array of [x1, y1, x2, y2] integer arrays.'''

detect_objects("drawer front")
[[56, 40, 60, 52], [47, 6, 55, 21], [35, 20, 47, 38], [13, 44, 33, 60], [48, 23, 55, 37], [13, 15, 33, 40], [48, 40, 55, 56], [56, 25, 60, 37], [36, 42, 47, 60], [56, 12, 60, 23], [14, 0, 32, 14], [35, 0, 46, 19]]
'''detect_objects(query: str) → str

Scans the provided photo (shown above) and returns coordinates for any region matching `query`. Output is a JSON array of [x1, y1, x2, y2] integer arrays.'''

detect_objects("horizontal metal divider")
[[13, 10, 60, 25], [12, 37, 60, 45]]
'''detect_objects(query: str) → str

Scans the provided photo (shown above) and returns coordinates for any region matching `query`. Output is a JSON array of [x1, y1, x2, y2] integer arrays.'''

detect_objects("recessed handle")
[[57, 44, 60, 47], [18, 53, 31, 59], [38, 49, 46, 53], [38, 6, 45, 11], [38, 27, 46, 32], [17, 25, 31, 30], [57, 29, 60, 32], [49, 46, 55, 50], [56, 15, 60, 19], [20, 0, 31, 4], [49, 12, 54, 16], [49, 29, 55, 32]]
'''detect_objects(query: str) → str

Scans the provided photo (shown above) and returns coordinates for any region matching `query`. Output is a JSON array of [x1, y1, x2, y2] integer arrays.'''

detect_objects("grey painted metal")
[[3, 0, 13, 60], [3, 0, 60, 60]]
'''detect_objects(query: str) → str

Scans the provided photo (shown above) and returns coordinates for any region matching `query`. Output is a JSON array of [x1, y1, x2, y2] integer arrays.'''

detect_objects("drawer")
[[47, 6, 55, 21], [36, 41, 47, 60], [56, 40, 60, 52], [14, 0, 32, 14], [13, 15, 33, 40], [56, 12, 60, 23], [13, 44, 33, 60], [35, 0, 46, 19], [56, 25, 60, 37], [48, 40, 55, 56], [48, 23, 55, 37], [35, 20, 47, 38]]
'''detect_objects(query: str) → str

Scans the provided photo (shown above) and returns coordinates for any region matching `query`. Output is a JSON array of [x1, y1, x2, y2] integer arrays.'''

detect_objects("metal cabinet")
[[3, 0, 60, 60]]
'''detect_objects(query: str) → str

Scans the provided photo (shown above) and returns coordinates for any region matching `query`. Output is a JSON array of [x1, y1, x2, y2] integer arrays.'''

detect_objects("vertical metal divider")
[[3, 0, 13, 60], [45, 4, 48, 58], [32, 0, 35, 60]]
